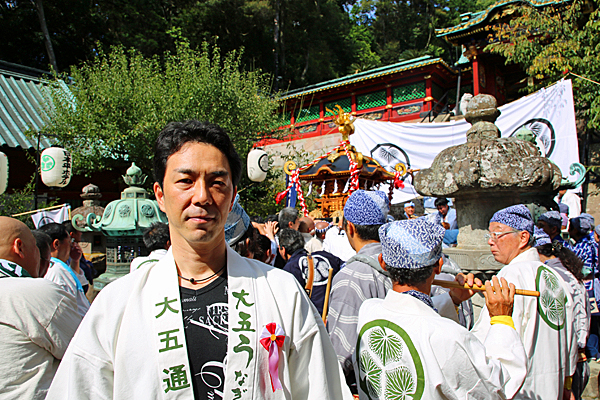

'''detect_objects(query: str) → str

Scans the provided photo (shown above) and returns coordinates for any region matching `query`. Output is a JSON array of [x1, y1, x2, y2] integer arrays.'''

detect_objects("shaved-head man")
[[0, 217, 40, 278], [0, 217, 81, 399]]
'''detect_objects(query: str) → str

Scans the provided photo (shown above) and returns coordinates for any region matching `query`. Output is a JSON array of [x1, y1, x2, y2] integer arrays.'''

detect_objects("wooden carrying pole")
[[11, 203, 68, 217], [432, 279, 540, 297], [321, 268, 334, 323], [305, 253, 315, 298]]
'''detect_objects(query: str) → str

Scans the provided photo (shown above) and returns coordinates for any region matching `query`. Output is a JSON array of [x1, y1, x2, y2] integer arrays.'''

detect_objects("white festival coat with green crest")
[[46, 246, 352, 400]]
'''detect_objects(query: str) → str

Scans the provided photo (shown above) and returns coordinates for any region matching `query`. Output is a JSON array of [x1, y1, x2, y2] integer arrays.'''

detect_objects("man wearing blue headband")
[[354, 218, 526, 399], [471, 204, 577, 399], [537, 210, 571, 249], [569, 214, 598, 277]]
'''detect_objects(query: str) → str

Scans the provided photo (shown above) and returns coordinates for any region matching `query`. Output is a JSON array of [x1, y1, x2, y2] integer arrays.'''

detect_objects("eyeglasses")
[[484, 230, 519, 242]]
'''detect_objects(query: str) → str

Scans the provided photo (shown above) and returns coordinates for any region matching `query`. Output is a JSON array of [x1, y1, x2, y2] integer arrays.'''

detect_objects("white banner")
[[31, 205, 70, 228], [351, 79, 580, 203]]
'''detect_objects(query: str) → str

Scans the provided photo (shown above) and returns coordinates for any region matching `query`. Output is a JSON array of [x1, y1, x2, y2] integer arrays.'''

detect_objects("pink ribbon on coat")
[[259, 322, 285, 392]]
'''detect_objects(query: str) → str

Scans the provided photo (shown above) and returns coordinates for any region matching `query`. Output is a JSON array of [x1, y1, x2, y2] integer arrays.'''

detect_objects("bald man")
[[0, 217, 81, 399]]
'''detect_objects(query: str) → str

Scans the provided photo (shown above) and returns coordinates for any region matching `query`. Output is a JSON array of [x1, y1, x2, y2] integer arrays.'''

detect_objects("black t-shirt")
[[180, 273, 228, 400]]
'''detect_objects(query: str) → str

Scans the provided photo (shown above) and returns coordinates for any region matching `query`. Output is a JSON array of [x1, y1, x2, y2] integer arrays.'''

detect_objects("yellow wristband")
[[490, 315, 515, 330], [564, 376, 573, 391]]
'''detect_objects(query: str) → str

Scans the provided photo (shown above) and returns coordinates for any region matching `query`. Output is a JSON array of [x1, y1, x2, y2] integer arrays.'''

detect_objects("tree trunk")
[[32, 0, 58, 72]]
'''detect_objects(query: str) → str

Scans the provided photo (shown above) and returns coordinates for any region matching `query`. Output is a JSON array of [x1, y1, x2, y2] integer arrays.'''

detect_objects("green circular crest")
[[536, 265, 567, 331], [357, 319, 425, 400], [40, 155, 55, 172]]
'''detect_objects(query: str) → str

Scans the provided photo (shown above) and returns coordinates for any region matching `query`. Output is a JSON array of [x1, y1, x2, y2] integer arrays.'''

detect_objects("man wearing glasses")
[[471, 204, 577, 400]]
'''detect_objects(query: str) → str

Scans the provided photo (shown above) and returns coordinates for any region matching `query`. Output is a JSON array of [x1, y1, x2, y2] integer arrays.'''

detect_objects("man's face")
[[437, 204, 449, 216], [154, 142, 236, 249], [487, 222, 527, 265], [536, 221, 556, 238], [39, 247, 51, 277], [289, 218, 300, 231], [54, 237, 72, 263], [70, 230, 82, 243], [405, 206, 415, 216]]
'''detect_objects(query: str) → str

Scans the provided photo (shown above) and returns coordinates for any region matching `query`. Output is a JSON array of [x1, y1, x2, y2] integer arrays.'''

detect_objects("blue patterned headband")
[[344, 190, 390, 226], [538, 211, 562, 228], [379, 219, 445, 270], [571, 216, 593, 234], [490, 204, 534, 235], [224, 194, 250, 246], [533, 226, 551, 247]]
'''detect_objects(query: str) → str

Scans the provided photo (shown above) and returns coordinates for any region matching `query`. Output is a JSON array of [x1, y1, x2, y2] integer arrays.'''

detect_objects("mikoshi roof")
[[436, 0, 570, 39], [280, 55, 454, 100], [0, 61, 56, 149]]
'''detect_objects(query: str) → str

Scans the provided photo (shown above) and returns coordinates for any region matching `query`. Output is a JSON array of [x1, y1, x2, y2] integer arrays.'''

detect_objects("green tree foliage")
[[41, 38, 284, 202], [484, 0, 600, 129], [0, 175, 56, 228]]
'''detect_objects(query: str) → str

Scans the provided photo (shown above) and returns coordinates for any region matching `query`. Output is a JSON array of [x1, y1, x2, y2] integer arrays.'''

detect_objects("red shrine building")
[[261, 0, 564, 159]]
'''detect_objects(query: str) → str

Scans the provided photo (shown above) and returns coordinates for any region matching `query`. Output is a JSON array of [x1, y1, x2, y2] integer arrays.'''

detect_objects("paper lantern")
[[247, 148, 269, 182], [40, 147, 72, 188], [0, 152, 8, 195]]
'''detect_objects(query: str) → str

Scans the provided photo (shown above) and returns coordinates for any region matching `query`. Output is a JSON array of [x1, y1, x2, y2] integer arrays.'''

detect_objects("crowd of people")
[[0, 119, 597, 399]]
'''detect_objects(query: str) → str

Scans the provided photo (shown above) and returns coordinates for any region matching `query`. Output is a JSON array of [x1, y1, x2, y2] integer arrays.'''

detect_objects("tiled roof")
[[0, 65, 54, 149], [281, 56, 454, 100], [436, 0, 570, 38]]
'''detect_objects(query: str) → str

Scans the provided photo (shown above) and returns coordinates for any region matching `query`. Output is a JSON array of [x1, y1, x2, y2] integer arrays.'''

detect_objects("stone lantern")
[[413, 94, 562, 273], [71, 183, 107, 273], [73, 163, 167, 290]]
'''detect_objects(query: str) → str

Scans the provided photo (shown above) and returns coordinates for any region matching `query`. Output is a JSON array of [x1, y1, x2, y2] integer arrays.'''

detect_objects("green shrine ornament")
[[73, 163, 167, 290]]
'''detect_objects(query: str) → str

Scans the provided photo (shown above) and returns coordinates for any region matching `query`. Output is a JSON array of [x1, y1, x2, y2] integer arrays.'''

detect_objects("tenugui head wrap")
[[379, 219, 445, 270], [533, 226, 551, 247], [490, 205, 534, 235], [571, 216, 593, 234], [538, 211, 562, 229], [404, 201, 415, 208], [344, 190, 390, 226], [224, 194, 250, 246]]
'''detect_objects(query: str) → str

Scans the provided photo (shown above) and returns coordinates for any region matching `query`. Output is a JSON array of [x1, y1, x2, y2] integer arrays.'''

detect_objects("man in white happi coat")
[[471, 204, 577, 399], [0, 217, 81, 400], [47, 120, 351, 400], [354, 219, 527, 399], [130, 222, 170, 272]]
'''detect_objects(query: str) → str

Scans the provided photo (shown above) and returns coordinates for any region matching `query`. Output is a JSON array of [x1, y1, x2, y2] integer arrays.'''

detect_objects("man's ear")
[[520, 231, 531, 249], [12, 238, 25, 259], [345, 220, 355, 237], [229, 187, 238, 212], [52, 239, 61, 251], [154, 182, 166, 212], [433, 257, 443, 275], [378, 253, 387, 271]]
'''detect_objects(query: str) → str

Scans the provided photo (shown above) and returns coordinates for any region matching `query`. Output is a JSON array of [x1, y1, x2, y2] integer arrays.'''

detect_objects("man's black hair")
[[342, 218, 382, 241], [434, 198, 449, 207], [153, 120, 242, 188], [278, 207, 299, 230], [387, 264, 435, 286], [61, 220, 77, 234], [32, 230, 52, 257], [38, 223, 69, 242], [278, 228, 305, 255], [143, 222, 170, 252]]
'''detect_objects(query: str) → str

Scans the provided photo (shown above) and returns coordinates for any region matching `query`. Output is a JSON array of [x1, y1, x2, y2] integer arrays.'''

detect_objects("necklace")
[[178, 265, 226, 285]]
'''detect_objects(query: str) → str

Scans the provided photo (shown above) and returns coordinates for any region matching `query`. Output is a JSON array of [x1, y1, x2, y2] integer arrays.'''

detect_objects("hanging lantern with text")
[[40, 147, 72, 188], [247, 148, 269, 182], [0, 152, 8, 195]]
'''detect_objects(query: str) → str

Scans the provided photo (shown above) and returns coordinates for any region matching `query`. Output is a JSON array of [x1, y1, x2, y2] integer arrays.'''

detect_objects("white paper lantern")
[[40, 147, 72, 188], [247, 148, 269, 182], [0, 152, 8, 195]]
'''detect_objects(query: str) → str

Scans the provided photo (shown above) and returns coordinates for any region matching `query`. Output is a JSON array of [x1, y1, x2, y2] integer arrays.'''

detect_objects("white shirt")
[[0, 277, 81, 400], [130, 248, 168, 272], [471, 248, 577, 399], [44, 258, 90, 318], [354, 290, 527, 399], [323, 226, 356, 261]]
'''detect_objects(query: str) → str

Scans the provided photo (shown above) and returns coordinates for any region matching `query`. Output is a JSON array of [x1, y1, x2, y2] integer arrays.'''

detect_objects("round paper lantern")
[[0, 152, 8, 195], [247, 148, 269, 182], [40, 147, 72, 188]]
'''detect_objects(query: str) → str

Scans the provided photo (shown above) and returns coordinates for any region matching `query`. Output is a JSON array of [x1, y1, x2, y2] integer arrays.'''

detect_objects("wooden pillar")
[[472, 56, 480, 95], [386, 84, 392, 121]]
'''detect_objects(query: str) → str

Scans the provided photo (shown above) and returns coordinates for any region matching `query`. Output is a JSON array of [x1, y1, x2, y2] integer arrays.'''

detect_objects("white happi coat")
[[354, 291, 527, 399], [471, 248, 577, 399], [47, 246, 352, 400]]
